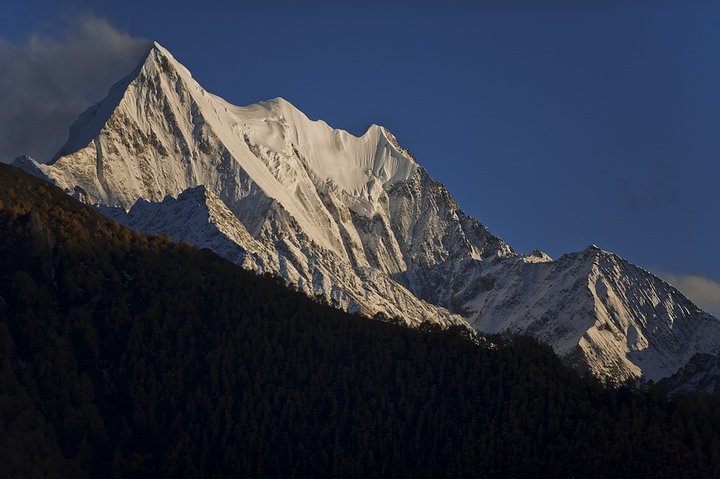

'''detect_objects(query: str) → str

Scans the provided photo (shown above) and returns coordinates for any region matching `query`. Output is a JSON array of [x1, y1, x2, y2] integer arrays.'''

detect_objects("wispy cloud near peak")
[[658, 272, 720, 318], [0, 15, 150, 163]]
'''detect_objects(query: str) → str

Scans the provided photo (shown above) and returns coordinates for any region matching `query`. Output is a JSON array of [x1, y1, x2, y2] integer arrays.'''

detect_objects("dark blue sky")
[[1, 1, 718, 301]]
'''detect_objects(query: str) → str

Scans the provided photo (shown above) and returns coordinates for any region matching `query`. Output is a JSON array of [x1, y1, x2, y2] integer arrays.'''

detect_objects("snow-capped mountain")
[[16, 42, 720, 383]]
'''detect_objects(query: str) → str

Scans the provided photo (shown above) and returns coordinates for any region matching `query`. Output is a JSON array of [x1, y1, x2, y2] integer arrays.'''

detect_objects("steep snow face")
[[17, 42, 720, 383], [239, 98, 419, 195]]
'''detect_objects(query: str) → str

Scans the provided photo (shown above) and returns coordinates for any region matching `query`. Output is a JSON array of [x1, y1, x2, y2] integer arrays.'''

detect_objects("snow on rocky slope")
[[460, 246, 720, 382], [16, 42, 720, 383], [659, 353, 720, 395]]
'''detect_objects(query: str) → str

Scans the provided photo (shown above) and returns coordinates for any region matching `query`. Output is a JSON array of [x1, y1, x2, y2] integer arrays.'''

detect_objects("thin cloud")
[[659, 272, 720, 318], [0, 15, 150, 163]]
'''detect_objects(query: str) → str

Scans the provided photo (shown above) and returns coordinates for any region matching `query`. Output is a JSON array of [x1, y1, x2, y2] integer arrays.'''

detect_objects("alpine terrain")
[[15, 42, 720, 384]]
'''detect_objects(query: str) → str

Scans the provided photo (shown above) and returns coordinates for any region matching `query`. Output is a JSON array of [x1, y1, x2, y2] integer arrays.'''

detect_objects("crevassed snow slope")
[[17, 42, 720, 383]]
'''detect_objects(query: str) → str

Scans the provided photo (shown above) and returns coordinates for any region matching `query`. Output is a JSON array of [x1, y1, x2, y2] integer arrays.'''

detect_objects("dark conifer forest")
[[1, 163, 720, 478]]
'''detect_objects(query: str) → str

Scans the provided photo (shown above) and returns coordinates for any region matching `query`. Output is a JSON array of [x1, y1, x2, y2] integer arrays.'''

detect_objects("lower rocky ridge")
[[658, 353, 720, 395], [105, 185, 464, 328]]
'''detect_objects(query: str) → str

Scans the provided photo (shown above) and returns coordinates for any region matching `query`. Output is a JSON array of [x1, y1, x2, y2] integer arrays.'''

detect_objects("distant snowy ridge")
[[17, 42, 720, 384], [462, 246, 720, 381]]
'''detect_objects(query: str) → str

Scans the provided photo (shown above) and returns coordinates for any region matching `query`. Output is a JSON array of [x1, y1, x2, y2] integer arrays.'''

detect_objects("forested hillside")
[[1, 163, 719, 478]]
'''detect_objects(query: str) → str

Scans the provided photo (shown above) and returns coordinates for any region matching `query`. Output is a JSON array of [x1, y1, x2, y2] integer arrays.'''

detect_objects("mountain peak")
[[580, 243, 613, 259], [144, 41, 194, 79], [42, 41, 196, 165], [17, 42, 720, 386]]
